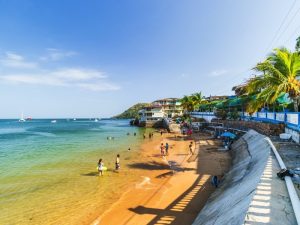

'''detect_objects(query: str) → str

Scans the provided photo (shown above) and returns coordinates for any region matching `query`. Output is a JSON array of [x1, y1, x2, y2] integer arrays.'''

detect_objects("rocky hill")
[[113, 103, 149, 119]]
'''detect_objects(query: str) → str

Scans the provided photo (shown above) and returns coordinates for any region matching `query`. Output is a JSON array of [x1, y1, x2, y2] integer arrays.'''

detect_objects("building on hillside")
[[152, 98, 183, 118], [138, 106, 166, 127]]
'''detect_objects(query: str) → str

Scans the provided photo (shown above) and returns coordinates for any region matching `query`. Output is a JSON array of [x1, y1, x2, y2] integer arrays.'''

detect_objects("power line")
[[273, 4, 300, 47], [284, 23, 300, 44], [265, 0, 297, 52]]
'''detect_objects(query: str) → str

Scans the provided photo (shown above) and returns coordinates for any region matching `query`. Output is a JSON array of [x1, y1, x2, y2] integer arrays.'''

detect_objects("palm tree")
[[190, 92, 207, 110], [180, 95, 194, 112], [245, 48, 300, 112]]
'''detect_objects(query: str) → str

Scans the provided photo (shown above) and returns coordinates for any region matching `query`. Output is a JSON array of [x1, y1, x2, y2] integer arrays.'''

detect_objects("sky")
[[0, 0, 300, 118]]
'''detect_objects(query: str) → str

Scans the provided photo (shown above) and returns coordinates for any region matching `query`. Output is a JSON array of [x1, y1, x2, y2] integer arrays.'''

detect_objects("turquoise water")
[[0, 119, 146, 225]]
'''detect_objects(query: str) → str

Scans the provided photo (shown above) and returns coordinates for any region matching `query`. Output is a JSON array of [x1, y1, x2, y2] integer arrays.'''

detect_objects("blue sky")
[[0, 0, 300, 118]]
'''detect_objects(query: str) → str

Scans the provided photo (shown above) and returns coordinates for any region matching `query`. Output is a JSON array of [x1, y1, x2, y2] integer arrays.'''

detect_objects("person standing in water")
[[115, 154, 120, 170], [98, 159, 104, 176], [165, 143, 169, 156]]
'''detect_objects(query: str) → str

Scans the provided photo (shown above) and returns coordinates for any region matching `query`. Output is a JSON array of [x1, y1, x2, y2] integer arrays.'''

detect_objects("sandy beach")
[[90, 131, 231, 225]]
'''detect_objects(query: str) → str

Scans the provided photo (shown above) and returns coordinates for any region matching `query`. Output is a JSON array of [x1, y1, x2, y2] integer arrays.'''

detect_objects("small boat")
[[19, 112, 25, 122], [95, 118, 99, 122], [51, 120, 57, 123], [73, 118, 76, 121]]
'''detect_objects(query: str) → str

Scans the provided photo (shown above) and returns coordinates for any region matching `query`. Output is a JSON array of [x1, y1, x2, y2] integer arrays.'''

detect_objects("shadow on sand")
[[81, 172, 99, 176], [129, 174, 213, 225]]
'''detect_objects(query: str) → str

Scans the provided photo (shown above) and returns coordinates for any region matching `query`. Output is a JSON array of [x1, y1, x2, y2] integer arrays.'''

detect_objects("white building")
[[138, 106, 166, 122], [152, 98, 183, 118]]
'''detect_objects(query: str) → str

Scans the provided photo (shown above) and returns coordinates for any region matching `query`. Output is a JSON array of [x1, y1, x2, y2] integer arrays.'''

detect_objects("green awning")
[[276, 93, 292, 104], [228, 97, 241, 107]]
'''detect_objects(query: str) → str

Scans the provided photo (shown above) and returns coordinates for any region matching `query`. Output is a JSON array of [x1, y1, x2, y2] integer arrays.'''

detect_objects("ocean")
[[0, 119, 147, 225]]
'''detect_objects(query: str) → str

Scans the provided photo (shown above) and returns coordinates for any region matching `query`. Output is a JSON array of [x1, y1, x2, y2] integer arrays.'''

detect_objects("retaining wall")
[[192, 130, 270, 225], [211, 119, 284, 136]]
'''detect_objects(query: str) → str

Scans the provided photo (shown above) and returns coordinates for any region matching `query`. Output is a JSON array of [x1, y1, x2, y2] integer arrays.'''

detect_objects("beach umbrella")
[[221, 131, 236, 139]]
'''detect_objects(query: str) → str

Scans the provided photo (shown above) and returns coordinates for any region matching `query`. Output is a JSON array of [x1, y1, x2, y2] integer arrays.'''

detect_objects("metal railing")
[[190, 111, 300, 131]]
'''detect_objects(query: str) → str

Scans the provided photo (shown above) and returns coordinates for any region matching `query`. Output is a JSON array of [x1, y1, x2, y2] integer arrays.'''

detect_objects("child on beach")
[[115, 154, 120, 170], [98, 159, 104, 176], [160, 143, 165, 156]]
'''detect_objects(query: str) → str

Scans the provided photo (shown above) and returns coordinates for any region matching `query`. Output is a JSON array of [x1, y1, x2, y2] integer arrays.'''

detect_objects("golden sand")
[[88, 131, 231, 225]]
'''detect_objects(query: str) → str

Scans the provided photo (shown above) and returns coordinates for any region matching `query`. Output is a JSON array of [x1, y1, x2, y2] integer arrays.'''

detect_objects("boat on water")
[[73, 118, 76, 121], [19, 112, 26, 122], [94, 118, 99, 122], [51, 120, 57, 123]]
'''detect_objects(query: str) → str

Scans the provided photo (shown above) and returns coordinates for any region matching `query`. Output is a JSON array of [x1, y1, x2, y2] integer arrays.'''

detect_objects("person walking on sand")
[[149, 133, 151, 139], [160, 143, 165, 156], [189, 142, 194, 155], [160, 130, 163, 136], [115, 154, 120, 170], [98, 159, 104, 176], [165, 142, 169, 156]]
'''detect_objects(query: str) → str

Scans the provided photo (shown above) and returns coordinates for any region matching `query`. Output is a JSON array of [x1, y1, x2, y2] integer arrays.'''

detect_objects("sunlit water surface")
[[0, 119, 147, 225]]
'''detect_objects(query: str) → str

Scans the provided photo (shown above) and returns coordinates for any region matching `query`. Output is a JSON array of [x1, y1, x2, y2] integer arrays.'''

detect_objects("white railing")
[[287, 113, 298, 125], [257, 112, 266, 118], [267, 112, 275, 120], [276, 113, 285, 122], [190, 111, 300, 130]]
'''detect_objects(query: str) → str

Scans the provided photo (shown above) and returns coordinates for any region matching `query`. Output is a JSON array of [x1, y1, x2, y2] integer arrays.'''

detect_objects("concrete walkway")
[[244, 152, 297, 225]]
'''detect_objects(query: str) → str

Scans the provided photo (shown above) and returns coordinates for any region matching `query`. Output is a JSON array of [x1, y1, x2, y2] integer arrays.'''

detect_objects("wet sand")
[[90, 131, 231, 225]]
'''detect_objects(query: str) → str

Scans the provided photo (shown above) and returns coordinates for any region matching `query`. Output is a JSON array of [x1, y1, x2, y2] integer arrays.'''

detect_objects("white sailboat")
[[19, 112, 25, 122], [94, 118, 99, 122], [51, 120, 57, 123]]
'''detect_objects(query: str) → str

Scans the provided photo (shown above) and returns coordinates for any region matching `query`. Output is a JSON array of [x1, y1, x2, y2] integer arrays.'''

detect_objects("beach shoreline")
[[89, 130, 232, 225]]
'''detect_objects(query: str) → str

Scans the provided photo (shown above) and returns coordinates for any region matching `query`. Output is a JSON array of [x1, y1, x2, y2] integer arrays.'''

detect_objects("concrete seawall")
[[192, 130, 270, 225]]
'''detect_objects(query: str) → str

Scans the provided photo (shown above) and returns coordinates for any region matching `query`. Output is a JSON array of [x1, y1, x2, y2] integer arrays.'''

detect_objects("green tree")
[[296, 36, 300, 52], [180, 95, 194, 112], [190, 92, 207, 110], [245, 48, 300, 112]]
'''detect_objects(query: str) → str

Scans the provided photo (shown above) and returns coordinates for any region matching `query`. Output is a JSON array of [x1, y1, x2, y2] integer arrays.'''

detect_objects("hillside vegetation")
[[113, 103, 149, 119]]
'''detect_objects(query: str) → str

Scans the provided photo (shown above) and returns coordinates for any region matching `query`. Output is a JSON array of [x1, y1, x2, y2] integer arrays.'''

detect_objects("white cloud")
[[40, 48, 77, 61], [210, 69, 228, 77], [0, 68, 120, 91], [0, 52, 38, 69], [52, 68, 106, 80], [77, 83, 120, 91]]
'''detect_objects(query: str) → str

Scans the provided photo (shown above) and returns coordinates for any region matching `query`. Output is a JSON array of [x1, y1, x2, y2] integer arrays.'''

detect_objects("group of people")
[[160, 142, 169, 156], [97, 154, 120, 176], [143, 132, 154, 139]]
